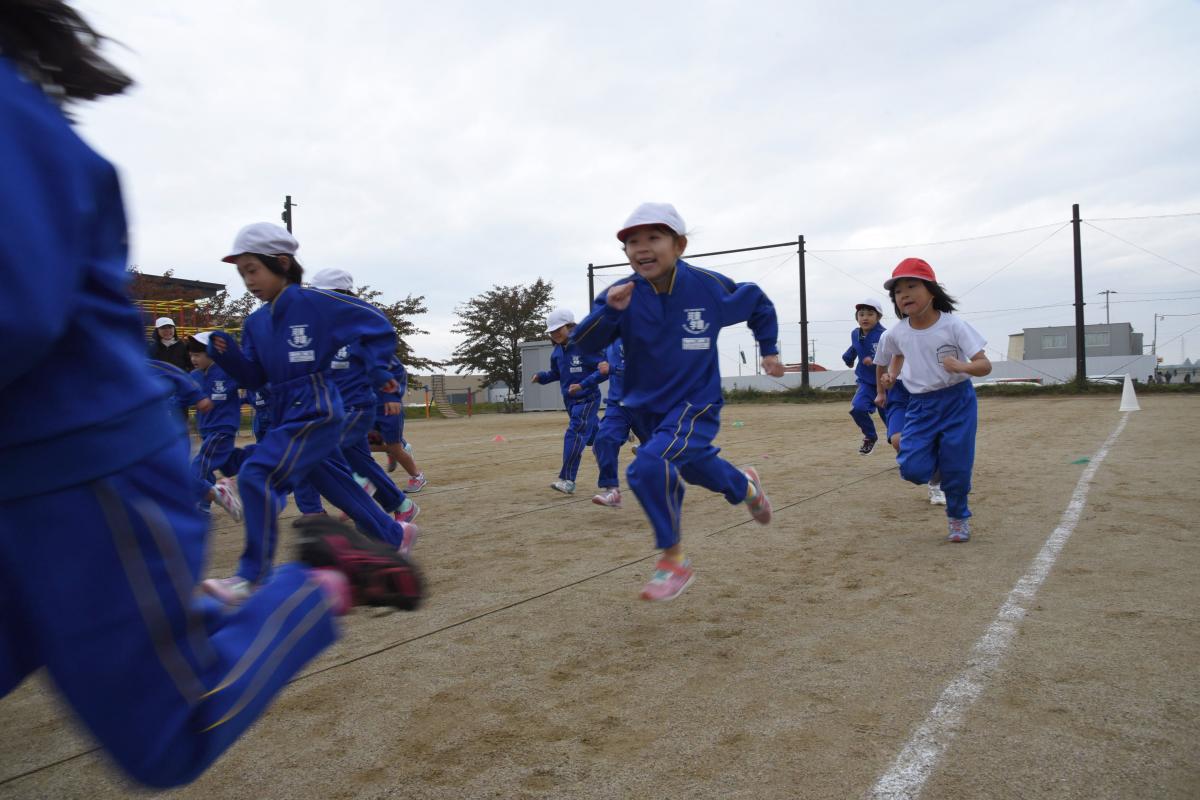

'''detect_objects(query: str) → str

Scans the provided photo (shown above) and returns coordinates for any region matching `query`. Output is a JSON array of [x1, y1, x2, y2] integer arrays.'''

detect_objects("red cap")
[[884, 257, 937, 291]]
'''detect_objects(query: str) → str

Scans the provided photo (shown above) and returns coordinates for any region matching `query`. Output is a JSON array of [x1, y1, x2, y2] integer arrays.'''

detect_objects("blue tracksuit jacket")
[[150, 361, 204, 417], [842, 323, 886, 386], [191, 363, 242, 435], [535, 343, 605, 404], [604, 340, 626, 405]]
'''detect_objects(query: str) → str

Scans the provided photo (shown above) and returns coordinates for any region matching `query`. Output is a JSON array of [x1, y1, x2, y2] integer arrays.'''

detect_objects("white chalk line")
[[868, 411, 1131, 800]]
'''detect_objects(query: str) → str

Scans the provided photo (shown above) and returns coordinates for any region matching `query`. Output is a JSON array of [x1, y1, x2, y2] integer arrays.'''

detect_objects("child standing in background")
[[187, 331, 249, 518], [572, 203, 782, 601], [875, 258, 990, 541], [590, 338, 632, 508], [842, 298, 887, 455], [531, 308, 606, 495]]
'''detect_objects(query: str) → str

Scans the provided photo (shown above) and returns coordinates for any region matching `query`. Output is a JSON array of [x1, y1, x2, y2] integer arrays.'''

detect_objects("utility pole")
[[1098, 289, 1117, 325], [281, 195, 297, 233], [1071, 203, 1086, 389], [1153, 312, 1167, 355], [810, 339, 816, 363], [798, 235, 810, 389]]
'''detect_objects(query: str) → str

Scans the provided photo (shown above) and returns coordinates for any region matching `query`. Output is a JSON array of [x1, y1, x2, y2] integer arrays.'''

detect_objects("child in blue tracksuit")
[[532, 307, 606, 495], [187, 332, 250, 515], [590, 339, 634, 508], [204, 223, 417, 603], [875, 258, 991, 542], [0, 33, 418, 788], [842, 298, 887, 455], [572, 203, 783, 601], [373, 356, 427, 491]]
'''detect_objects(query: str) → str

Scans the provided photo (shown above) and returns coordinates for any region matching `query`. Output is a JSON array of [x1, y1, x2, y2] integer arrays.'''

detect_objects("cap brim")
[[883, 273, 925, 291]]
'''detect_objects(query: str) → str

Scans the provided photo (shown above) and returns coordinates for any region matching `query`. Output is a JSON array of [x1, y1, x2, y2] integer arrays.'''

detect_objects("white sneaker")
[[201, 576, 252, 605], [928, 483, 947, 506], [551, 479, 576, 495], [213, 478, 243, 521], [592, 487, 622, 508]]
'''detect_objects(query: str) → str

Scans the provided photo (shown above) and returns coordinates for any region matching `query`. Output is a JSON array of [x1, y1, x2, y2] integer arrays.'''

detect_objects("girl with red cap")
[[875, 258, 991, 542]]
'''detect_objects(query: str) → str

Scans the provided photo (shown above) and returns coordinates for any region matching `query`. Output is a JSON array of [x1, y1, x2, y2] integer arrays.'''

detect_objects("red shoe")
[[294, 517, 424, 611]]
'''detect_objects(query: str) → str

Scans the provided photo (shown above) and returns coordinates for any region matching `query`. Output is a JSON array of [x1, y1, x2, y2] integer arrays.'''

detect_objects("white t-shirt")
[[874, 313, 986, 394]]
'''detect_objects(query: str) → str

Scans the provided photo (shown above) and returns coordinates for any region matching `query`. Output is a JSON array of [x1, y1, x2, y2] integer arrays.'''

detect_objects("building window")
[[1085, 332, 1110, 347], [1042, 334, 1067, 349]]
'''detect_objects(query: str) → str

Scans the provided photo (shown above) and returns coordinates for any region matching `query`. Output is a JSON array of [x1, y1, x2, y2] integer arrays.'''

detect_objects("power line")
[[959, 223, 1072, 298], [808, 220, 1068, 253], [1085, 212, 1200, 222], [1082, 221, 1200, 279], [806, 252, 887, 294]]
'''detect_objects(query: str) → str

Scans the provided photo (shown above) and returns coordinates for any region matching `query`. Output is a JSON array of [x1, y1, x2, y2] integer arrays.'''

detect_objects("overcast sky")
[[74, 0, 1200, 373]]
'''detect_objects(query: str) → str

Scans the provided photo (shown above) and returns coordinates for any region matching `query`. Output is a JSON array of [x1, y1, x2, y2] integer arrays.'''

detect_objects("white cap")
[[191, 331, 213, 346], [545, 307, 575, 334], [310, 268, 354, 291], [155, 317, 176, 328], [856, 298, 885, 316], [222, 222, 299, 264], [616, 202, 686, 242]]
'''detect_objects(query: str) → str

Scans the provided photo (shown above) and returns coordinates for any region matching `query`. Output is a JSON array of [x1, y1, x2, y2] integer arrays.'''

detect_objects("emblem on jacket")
[[289, 325, 312, 348], [569, 354, 583, 373], [682, 308, 710, 334]]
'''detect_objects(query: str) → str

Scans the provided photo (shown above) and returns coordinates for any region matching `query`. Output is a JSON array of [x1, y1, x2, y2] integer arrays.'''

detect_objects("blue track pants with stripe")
[[593, 403, 634, 489], [897, 379, 977, 519], [559, 397, 600, 482]]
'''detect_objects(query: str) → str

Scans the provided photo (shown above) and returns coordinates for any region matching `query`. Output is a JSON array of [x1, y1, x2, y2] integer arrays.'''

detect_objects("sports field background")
[[1, 395, 1196, 799]]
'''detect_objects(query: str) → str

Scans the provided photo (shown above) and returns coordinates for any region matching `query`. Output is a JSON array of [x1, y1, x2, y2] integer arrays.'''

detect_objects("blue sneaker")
[[947, 518, 971, 542]]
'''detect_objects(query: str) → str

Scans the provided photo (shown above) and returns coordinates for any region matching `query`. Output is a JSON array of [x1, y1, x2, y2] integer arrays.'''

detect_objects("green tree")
[[352, 285, 441, 371], [450, 279, 555, 393]]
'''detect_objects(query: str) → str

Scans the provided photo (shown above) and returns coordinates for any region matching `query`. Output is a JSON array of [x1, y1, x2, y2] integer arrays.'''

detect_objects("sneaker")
[[405, 473, 427, 493], [294, 516, 424, 611], [213, 478, 243, 521], [858, 437, 878, 455], [640, 558, 695, 601], [947, 518, 971, 543], [387, 456, 398, 473], [928, 483, 947, 506], [743, 467, 772, 525], [592, 487, 622, 508], [394, 498, 420, 524], [397, 521, 419, 557], [551, 479, 576, 495], [201, 576, 252, 605]]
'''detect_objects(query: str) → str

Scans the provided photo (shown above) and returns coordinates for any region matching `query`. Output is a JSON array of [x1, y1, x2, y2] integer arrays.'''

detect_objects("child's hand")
[[212, 335, 228, 354], [862, 356, 874, 366], [196, 398, 213, 414], [941, 355, 966, 373], [598, 361, 610, 376], [762, 355, 784, 378], [530, 374, 540, 384], [384, 401, 401, 416], [878, 372, 895, 390], [379, 379, 399, 394], [874, 391, 887, 409], [568, 383, 582, 395], [607, 282, 634, 310]]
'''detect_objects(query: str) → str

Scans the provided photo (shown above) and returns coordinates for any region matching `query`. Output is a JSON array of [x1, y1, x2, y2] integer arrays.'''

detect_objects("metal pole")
[[1072, 204, 1086, 389], [587, 263, 594, 307], [281, 195, 295, 233], [1098, 289, 1117, 325], [798, 235, 810, 389]]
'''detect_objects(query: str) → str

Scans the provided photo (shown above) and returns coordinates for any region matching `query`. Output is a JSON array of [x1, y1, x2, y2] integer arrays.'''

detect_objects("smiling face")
[[892, 278, 935, 320], [622, 225, 686, 289], [549, 324, 573, 345], [855, 307, 880, 331], [234, 254, 288, 302]]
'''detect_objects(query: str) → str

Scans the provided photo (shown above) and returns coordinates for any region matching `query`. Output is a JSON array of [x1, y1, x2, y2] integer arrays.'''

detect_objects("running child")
[[590, 338, 633, 508], [875, 258, 990, 541], [531, 307, 606, 494], [187, 331, 250, 517], [873, 343, 946, 505], [373, 355, 427, 491], [0, 15, 419, 788], [842, 298, 887, 455], [203, 223, 418, 603], [572, 202, 783, 601]]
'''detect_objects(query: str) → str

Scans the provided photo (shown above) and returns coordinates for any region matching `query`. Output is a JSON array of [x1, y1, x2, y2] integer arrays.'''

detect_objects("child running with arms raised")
[[573, 203, 783, 601], [875, 258, 990, 541]]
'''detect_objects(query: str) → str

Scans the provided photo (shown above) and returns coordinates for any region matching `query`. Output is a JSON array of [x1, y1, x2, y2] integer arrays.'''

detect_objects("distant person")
[[1185, 373, 1192, 385], [842, 298, 886, 455], [1165, 372, 1173, 384], [147, 316, 192, 371]]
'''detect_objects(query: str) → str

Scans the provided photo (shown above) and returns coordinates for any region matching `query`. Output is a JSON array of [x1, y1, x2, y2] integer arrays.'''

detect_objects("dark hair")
[[253, 253, 304, 284], [619, 223, 684, 249], [0, 1, 133, 103], [889, 279, 957, 319], [185, 336, 208, 354]]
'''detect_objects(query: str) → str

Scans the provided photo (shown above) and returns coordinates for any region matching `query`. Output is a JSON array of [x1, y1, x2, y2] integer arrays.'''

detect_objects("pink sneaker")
[[201, 576, 252, 605], [744, 467, 772, 525], [405, 473, 427, 493], [397, 521, 420, 557], [591, 487, 622, 508], [640, 559, 694, 601], [307, 567, 352, 615], [394, 499, 420, 524], [212, 478, 243, 521]]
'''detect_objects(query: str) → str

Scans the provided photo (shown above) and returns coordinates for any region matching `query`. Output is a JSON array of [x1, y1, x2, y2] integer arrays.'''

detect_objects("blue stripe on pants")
[[559, 398, 599, 482], [0, 436, 336, 788], [625, 403, 748, 550], [593, 404, 634, 489], [896, 379, 977, 519]]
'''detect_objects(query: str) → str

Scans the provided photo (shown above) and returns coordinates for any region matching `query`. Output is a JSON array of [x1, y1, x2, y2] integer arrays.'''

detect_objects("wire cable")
[[808, 220, 1069, 253], [1082, 221, 1200, 279]]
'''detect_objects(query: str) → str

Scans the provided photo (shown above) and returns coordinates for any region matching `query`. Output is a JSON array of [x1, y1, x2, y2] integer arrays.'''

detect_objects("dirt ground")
[[1, 395, 1197, 799]]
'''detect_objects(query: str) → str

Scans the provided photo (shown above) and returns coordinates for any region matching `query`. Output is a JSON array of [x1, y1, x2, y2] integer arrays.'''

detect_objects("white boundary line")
[[869, 412, 1131, 800]]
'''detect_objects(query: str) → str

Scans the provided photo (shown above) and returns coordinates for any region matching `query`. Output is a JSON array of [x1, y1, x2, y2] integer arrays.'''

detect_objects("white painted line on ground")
[[868, 412, 1131, 800]]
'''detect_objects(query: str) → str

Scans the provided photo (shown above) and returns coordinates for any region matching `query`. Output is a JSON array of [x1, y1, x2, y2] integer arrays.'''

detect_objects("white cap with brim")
[[856, 298, 885, 316], [222, 223, 299, 264], [310, 268, 354, 291], [191, 331, 213, 346], [155, 317, 176, 328], [616, 202, 686, 242], [545, 307, 575, 334]]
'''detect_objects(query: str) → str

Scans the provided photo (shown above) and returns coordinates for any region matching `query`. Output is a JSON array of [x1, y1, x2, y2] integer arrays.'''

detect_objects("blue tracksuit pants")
[[0, 436, 336, 788], [292, 406, 406, 516], [192, 431, 249, 490], [559, 397, 600, 482], [625, 402, 748, 550], [850, 382, 878, 439], [897, 379, 977, 520], [593, 403, 634, 489]]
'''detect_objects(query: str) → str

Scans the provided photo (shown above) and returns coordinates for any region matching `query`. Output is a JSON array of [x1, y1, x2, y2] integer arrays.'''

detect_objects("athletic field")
[[1, 395, 1197, 799]]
